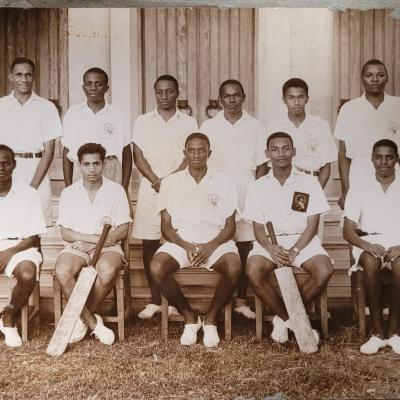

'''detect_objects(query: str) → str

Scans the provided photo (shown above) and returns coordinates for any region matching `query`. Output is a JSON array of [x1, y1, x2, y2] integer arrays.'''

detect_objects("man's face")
[[266, 137, 295, 169], [184, 138, 211, 169], [362, 64, 388, 95], [80, 153, 104, 183], [154, 80, 179, 111], [9, 63, 35, 96], [0, 150, 16, 183], [283, 87, 309, 117], [219, 83, 246, 115], [372, 146, 398, 178], [82, 72, 109, 103]]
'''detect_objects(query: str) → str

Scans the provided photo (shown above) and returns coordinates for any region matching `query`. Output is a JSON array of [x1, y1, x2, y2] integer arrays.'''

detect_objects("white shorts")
[[58, 244, 125, 265], [248, 234, 330, 269], [131, 179, 161, 240], [156, 240, 239, 270], [1, 240, 42, 280], [348, 234, 399, 275]]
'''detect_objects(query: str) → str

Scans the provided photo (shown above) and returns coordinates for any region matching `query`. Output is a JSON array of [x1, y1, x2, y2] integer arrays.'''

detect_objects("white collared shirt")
[[344, 174, 400, 236], [267, 113, 337, 171], [62, 102, 131, 162], [0, 182, 46, 240], [157, 168, 238, 242], [57, 177, 132, 235], [132, 108, 198, 177], [0, 91, 62, 152], [243, 168, 330, 235], [334, 93, 400, 159], [200, 110, 267, 176]]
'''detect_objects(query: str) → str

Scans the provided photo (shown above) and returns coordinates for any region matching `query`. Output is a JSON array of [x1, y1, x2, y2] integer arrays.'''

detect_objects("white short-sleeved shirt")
[[157, 169, 239, 243], [0, 91, 62, 152], [132, 109, 198, 178], [243, 168, 330, 235], [267, 113, 337, 171], [0, 182, 46, 240], [200, 110, 267, 176], [57, 177, 132, 235], [344, 174, 400, 236], [62, 102, 131, 162]]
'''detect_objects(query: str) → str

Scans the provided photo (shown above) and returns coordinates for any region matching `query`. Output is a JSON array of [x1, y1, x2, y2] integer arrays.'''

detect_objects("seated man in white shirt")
[[244, 132, 333, 345], [149, 133, 241, 348], [55, 143, 132, 346], [344, 139, 400, 355], [0, 144, 46, 347]]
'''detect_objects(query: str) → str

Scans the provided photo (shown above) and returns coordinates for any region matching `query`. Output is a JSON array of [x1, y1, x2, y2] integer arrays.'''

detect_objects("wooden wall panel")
[[141, 7, 256, 124], [334, 9, 400, 112]]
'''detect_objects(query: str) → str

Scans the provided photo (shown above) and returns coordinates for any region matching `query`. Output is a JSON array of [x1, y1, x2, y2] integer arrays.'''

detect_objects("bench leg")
[[224, 300, 232, 342], [53, 275, 62, 325], [21, 302, 28, 342], [320, 288, 329, 338], [124, 267, 132, 320], [161, 295, 168, 340], [116, 274, 125, 341], [255, 296, 263, 340], [358, 285, 366, 342]]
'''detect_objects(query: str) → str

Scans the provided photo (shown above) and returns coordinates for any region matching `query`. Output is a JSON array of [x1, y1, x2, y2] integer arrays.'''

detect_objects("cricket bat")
[[46, 224, 112, 357], [266, 221, 318, 353]]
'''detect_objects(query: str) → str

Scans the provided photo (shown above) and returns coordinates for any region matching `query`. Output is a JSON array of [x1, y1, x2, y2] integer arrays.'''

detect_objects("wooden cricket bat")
[[46, 224, 112, 357], [266, 221, 318, 353]]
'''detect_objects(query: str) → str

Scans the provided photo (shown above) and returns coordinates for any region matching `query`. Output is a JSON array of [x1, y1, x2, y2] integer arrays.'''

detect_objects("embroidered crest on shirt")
[[103, 123, 116, 138], [99, 215, 114, 228], [291, 191, 309, 213], [207, 194, 220, 209], [306, 139, 318, 154], [389, 121, 399, 136]]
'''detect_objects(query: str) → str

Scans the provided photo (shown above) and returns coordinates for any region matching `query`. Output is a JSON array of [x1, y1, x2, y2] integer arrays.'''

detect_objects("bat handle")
[[91, 224, 112, 267], [266, 221, 278, 245]]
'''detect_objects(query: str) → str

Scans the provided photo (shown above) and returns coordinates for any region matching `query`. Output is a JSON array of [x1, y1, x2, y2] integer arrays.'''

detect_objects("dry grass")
[[1, 310, 400, 400]]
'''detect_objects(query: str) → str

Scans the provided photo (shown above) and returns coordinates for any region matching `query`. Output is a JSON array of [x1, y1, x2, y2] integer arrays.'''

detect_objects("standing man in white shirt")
[[267, 78, 337, 189], [0, 145, 46, 347], [150, 133, 241, 348], [344, 139, 400, 355], [334, 59, 400, 209], [200, 79, 268, 319], [55, 143, 132, 346], [62, 67, 132, 192], [244, 132, 333, 345], [0, 57, 62, 226], [132, 75, 198, 319]]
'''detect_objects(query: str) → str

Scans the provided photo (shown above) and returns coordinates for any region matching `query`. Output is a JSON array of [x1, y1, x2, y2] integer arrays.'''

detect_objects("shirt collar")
[[266, 166, 301, 184], [217, 109, 249, 124], [82, 101, 111, 114], [9, 90, 40, 105], [151, 107, 182, 122], [361, 92, 388, 105], [184, 167, 212, 185]]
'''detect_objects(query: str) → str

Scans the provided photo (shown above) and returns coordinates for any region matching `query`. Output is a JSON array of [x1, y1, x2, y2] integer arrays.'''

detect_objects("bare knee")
[[14, 262, 36, 286], [310, 259, 333, 287], [55, 258, 78, 285], [150, 256, 171, 284], [360, 253, 381, 277], [219, 255, 241, 283], [97, 262, 120, 286], [246, 257, 272, 287]]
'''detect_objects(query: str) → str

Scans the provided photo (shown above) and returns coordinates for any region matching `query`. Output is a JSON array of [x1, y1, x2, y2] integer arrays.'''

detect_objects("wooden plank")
[[156, 8, 167, 76], [59, 8, 69, 115], [332, 11, 340, 124], [37, 9, 50, 99], [361, 10, 374, 64], [16, 10, 26, 56], [339, 11, 350, 100], [143, 8, 157, 112], [395, 20, 400, 96], [209, 7, 219, 100], [186, 8, 197, 120], [48, 8, 59, 100], [384, 10, 395, 95], [198, 8, 210, 125], [349, 10, 361, 98], [166, 8, 177, 77], [26, 9, 37, 93], [373, 9, 385, 61], [6, 9, 17, 94], [229, 8, 240, 79], [0, 9, 6, 97], [219, 10, 230, 83], [176, 8, 188, 100]]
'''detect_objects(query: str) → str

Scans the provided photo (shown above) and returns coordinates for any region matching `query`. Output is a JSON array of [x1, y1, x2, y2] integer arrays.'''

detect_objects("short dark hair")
[[372, 139, 398, 155], [0, 144, 15, 161], [267, 132, 294, 149], [77, 143, 106, 162], [154, 75, 179, 91], [219, 79, 245, 97], [11, 57, 36, 74], [185, 132, 211, 149], [83, 67, 109, 85], [361, 59, 388, 77], [282, 78, 309, 96]]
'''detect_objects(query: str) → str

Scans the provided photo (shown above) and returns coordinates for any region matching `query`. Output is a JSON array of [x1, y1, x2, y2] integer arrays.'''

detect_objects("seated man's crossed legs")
[[246, 253, 333, 344], [55, 249, 122, 345], [150, 244, 241, 348]]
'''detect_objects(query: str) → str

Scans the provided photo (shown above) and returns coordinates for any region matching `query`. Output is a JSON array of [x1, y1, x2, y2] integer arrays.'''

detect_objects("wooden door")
[[140, 8, 256, 125]]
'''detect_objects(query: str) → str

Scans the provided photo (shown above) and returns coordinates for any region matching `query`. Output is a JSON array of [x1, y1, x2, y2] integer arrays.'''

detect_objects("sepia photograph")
[[0, 1, 400, 399]]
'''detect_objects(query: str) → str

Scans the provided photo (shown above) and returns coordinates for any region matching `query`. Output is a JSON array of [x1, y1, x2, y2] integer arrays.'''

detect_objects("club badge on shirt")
[[99, 215, 114, 228], [306, 139, 318, 154], [389, 121, 399, 136], [207, 194, 220, 210], [291, 191, 309, 213], [103, 123, 116, 139]]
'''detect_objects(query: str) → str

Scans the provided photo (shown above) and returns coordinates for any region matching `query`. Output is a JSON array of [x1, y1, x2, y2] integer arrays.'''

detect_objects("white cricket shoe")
[[69, 318, 88, 343], [271, 315, 289, 343], [387, 335, 400, 355], [360, 336, 387, 355], [234, 305, 256, 320], [203, 323, 220, 348], [91, 314, 115, 345], [180, 316, 202, 346], [0, 317, 22, 348]]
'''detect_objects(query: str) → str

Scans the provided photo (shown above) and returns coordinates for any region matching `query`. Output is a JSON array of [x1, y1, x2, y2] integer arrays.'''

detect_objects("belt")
[[276, 233, 302, 237], [14, 152, 43, 158], [297, 168, 319, 176]]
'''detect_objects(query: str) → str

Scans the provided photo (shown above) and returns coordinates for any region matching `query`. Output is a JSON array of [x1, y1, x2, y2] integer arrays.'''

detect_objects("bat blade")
[[46, 266, 97, 357]]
